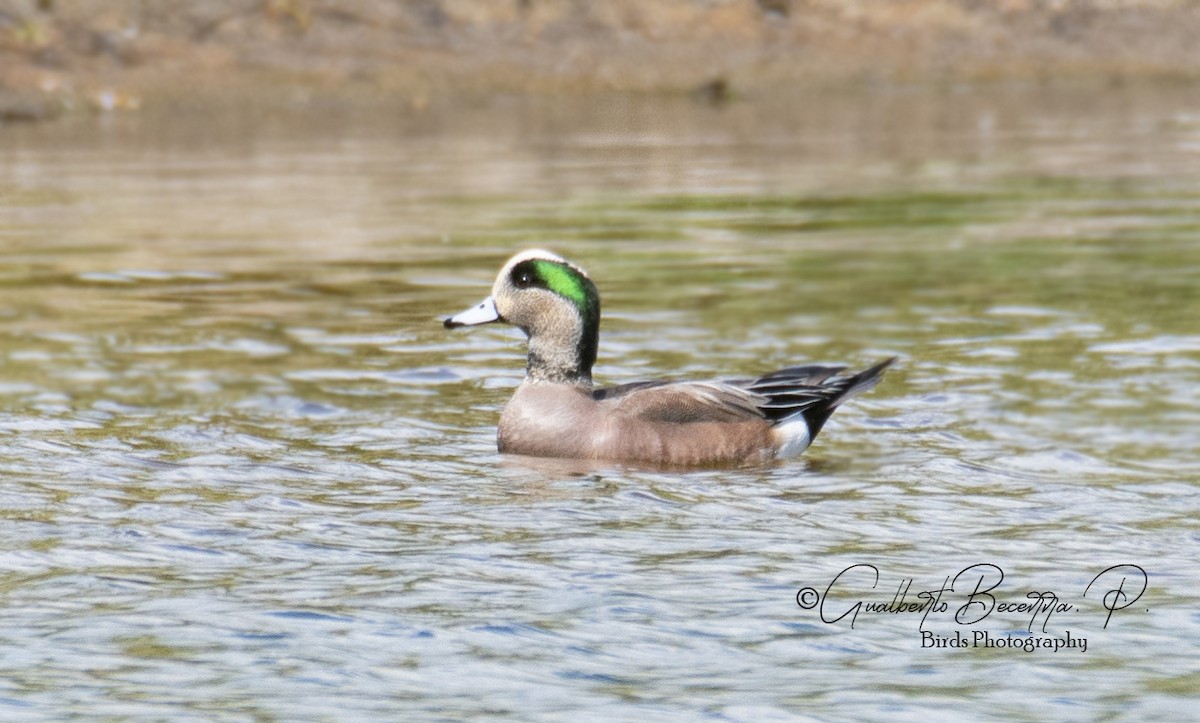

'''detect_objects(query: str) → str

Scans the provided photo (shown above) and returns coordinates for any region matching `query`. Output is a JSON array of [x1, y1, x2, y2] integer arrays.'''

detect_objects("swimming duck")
[[444, 249, 894, 466]]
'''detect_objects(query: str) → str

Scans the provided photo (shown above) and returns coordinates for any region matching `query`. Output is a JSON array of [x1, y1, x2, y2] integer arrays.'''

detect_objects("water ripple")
[[0, 90, 1197, 720]]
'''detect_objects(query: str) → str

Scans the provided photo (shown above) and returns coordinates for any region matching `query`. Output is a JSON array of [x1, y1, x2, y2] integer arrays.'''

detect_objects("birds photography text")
[[794, 563, 1149, 651]]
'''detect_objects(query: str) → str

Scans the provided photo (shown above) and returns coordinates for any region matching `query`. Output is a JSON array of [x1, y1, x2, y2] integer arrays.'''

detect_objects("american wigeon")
[[445, 249, 894, 467]]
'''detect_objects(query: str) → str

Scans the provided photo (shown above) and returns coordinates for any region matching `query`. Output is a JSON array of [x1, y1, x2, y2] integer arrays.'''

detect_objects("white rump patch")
[[772, 416, 812, 458]]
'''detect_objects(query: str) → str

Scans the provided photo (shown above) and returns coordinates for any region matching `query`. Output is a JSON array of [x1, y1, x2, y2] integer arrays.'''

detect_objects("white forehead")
[[500, 249, 568, 273], [496, 249, 593, 284]]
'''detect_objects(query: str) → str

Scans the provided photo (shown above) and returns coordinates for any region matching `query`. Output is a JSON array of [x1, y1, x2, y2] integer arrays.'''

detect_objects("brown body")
[[498, 380, 778, 466]]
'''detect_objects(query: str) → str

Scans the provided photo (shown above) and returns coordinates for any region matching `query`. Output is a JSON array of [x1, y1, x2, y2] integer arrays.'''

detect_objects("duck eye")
[[514, 270, 533, 288]]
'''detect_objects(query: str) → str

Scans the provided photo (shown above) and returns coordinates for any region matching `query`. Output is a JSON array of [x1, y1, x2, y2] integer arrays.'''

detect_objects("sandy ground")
[[2, 0, 1200, 120]]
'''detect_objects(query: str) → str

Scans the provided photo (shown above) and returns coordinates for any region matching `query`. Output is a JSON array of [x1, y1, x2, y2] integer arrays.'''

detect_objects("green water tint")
[[490, 183, 1199, 338], [0, 91, 1198, 719]]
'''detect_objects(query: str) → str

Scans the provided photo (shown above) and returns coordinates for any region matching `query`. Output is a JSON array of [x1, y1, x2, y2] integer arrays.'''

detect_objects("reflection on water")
[[1, 86, 1199, 718]]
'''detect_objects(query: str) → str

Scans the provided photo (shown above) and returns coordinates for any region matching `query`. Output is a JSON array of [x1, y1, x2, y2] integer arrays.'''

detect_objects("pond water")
[[1, 85, 1198, 719]]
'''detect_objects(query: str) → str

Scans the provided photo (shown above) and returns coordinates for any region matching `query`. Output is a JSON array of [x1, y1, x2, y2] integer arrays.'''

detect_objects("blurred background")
[[3, 0, 1200, 116], [2, 1, 1199, 720]]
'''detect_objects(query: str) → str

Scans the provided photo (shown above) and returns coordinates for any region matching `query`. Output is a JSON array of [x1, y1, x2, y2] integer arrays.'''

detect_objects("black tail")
[[748, 357, 896, 440]]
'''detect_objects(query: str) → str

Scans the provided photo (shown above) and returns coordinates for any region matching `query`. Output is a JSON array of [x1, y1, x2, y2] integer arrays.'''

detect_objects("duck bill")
[[444, 296, 501, 328]]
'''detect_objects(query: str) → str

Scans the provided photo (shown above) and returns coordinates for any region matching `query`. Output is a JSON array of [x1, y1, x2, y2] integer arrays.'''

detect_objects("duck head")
[[445, 249, 601, 385]]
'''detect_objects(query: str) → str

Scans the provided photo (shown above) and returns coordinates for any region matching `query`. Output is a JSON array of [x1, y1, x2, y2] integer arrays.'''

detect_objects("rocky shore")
[[2, 0, 1199, 120]]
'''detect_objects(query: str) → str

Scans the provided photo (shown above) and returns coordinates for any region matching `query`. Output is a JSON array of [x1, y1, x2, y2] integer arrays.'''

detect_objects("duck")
[[444, 249, 895, 467]]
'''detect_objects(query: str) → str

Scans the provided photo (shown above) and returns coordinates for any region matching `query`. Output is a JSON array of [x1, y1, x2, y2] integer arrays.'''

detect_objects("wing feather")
[[591, 358, 895, 429], [596, 380, 766, 424]]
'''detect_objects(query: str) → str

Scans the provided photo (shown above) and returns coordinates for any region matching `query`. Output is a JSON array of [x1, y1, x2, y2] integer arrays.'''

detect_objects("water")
[[1, 85, 1199, 720]]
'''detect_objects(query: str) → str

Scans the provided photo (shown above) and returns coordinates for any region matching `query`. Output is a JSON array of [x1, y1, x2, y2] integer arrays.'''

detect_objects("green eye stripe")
[[533, 260, 588, 308]]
